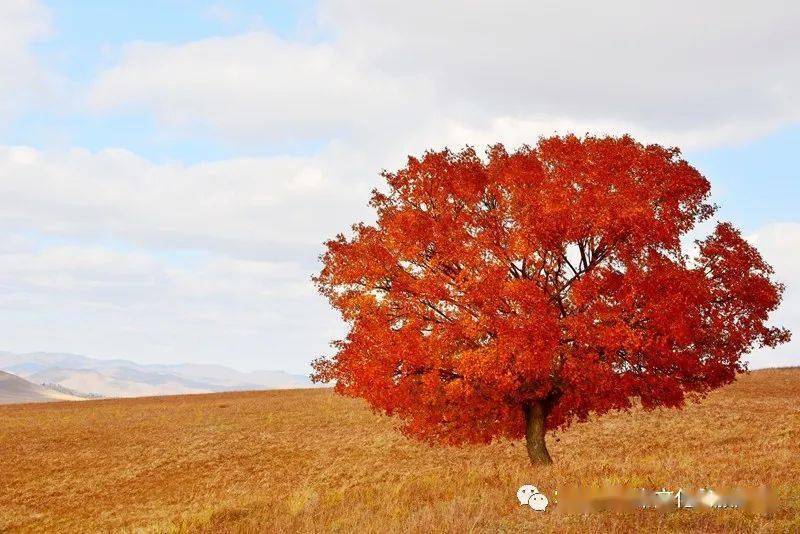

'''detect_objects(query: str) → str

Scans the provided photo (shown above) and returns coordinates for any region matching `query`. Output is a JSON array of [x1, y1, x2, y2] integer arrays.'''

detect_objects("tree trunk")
[[524, 401, 552, 465]]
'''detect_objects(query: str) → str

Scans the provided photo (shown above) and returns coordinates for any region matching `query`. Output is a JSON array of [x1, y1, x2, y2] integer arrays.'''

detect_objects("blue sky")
[[10, 0, 319, 161], [0, 1, 798, 372], [691, 126, 800, 232]]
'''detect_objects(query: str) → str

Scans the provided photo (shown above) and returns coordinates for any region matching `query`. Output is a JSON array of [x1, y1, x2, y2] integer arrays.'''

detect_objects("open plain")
[[1, 368, 798, 533]]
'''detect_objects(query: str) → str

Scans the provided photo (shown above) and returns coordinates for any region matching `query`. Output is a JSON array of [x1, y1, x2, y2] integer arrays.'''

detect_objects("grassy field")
[[1, 368, 798, 533]]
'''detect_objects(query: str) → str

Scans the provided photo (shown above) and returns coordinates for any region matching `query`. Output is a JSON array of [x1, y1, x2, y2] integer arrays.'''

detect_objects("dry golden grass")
[[1, 368, 798, 533]]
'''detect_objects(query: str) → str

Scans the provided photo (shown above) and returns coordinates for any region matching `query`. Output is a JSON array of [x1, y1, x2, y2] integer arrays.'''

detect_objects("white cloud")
[[0, 245, 159, 291], [0, 145, 373, 249], [0, 143, 361, 371], [320, 0, 800, 144], [0, 0, 52, 119], [0, 129, 386, 370], [86, 1, 800, 149], [89, 32, 423, 143], [0, 243, 336, 372]]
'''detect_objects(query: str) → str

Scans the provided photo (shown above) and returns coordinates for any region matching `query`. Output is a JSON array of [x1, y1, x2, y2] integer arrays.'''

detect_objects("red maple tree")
[[312, 135, 789, 464]]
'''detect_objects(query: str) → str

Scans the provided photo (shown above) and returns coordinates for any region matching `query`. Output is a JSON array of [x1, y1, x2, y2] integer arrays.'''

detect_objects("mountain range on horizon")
[[0, 351, 314, 400]]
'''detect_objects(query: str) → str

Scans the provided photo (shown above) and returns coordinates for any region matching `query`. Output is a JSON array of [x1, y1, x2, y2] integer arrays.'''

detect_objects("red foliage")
[[312, 135, 789, 446]]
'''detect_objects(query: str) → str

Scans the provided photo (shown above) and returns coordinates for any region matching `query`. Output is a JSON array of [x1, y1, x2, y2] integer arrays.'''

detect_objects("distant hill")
[[0, 370, 84, 404], [0, 351, 314, 399]]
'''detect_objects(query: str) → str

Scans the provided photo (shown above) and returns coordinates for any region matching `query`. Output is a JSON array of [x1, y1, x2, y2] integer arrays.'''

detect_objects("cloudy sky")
[[0, 0, 798, 373]]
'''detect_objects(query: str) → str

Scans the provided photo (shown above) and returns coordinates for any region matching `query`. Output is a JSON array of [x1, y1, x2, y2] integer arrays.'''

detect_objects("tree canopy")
[[312, 135, 789, 463]]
